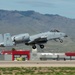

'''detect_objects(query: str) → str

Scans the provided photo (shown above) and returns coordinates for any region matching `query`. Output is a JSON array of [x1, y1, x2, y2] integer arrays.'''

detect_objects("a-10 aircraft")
[[0, 30, 67, 49]]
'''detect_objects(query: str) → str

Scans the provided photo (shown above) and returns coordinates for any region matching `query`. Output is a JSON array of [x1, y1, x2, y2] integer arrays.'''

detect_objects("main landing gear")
[[40, 45, 44, 49], [32, 45, 44, 49], [32, 45, 36, 49]]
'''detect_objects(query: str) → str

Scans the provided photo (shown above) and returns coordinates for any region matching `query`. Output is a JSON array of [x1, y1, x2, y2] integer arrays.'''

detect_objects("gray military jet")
[[0, 30, 67, 49]]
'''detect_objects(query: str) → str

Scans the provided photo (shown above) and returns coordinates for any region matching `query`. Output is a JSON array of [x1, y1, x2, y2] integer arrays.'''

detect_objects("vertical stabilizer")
[[0, 34, 3, 43], [4, 33, 13, 46]]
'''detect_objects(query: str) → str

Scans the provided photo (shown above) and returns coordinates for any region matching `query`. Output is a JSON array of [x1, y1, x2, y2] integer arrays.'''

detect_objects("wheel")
[[32, 45, 36, 49], [60, 39, 63, 43], [40, 45, 44, 49]]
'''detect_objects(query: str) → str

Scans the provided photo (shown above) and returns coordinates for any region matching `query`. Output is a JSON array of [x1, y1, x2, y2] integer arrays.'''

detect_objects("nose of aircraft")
[[60, 33, 68, 38]]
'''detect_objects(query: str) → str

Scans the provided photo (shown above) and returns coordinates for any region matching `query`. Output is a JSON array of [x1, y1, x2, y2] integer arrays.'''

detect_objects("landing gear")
[[40, 45, 44, 49], [59, 39, 63, 43], [54, 38, 63, 43], [32, 45, 36, 49], [57, 38, 63, 43], [32, 45, 44, 49]]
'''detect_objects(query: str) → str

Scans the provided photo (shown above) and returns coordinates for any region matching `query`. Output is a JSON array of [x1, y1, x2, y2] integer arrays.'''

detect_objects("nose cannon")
[[64, 35, 68, 37]]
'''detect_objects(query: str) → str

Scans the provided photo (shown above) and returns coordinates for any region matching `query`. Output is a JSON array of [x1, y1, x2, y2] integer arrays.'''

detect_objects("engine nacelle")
[[12, 33, 30, 43]]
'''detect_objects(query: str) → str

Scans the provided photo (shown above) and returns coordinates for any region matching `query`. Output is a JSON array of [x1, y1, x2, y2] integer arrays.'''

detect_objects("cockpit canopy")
[[50, 29, 60, 32]]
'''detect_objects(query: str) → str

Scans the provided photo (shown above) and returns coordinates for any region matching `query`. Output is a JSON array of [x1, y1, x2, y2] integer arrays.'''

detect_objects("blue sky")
[[0, 0, 75, 18]]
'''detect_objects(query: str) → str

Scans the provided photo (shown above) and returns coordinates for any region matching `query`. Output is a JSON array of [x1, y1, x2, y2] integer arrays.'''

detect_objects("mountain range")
[[0, 10, 75, 38], [0, 9, 75, 52]]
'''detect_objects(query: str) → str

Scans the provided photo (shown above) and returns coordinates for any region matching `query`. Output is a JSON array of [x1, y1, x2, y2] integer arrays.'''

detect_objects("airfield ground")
[[0, 60, 75, 67]]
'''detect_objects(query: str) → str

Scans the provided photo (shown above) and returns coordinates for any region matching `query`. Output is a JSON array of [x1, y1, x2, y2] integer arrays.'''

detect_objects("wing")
[[28, 37, 47, 44]]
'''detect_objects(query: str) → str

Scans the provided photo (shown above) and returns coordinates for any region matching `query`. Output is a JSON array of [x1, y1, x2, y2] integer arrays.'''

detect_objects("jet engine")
[[12, 33, 30, 44]]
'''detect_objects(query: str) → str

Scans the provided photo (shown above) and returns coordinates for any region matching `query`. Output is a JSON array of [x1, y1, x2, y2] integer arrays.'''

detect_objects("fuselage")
[[11, 31, 66, 45]]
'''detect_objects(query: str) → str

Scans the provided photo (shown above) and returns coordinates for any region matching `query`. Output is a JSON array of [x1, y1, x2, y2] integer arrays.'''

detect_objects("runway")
[[0, 60, 75, 67]]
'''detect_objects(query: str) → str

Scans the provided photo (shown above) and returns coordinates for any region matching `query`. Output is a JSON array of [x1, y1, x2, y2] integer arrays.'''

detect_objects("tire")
[[40, 45, 44, 49], [60, 40, 63, 43], [32, 45, 36, 49]]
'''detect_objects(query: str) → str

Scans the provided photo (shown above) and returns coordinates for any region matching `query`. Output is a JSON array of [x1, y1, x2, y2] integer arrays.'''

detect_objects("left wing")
[[28, 37, 47, 44]]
